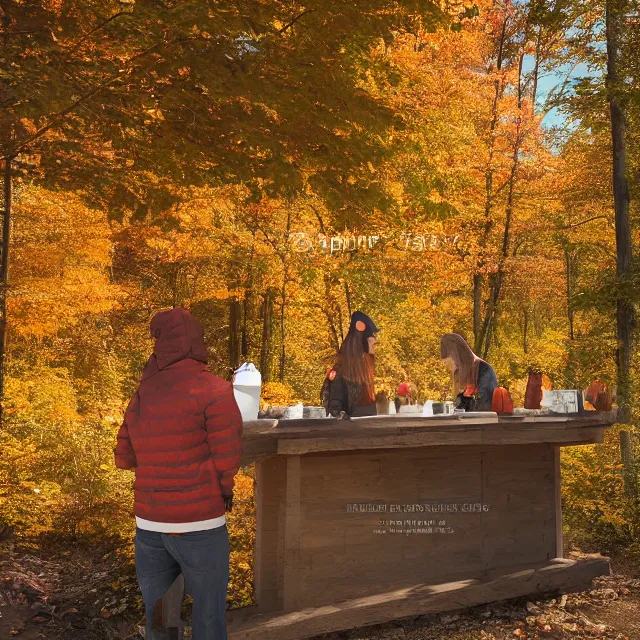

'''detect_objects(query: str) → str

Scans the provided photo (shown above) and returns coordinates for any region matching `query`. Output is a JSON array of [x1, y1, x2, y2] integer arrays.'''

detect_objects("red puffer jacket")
[[114, 307, 243, 523]]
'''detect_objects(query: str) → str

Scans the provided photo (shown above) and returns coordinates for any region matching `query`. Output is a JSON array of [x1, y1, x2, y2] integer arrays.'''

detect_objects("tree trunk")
[[606, 0, 635, 496], [241, 290, 250, 360], [345, 281, 352, 321], [565, 248, 575, 341], [323, 275, 341, 352], [278, 278, 286, 383], [477, 16, 529, 358], [172, 266, 181, 307], [325, 311, 340, 353], [277, 212, 292, 383], [229, 297, 242, 373], [336, 303, 344, 343], [523, 307, 529, 354], [0, 156, 12, 416], [606, 0, 634, 426], [260, 290, 274, 382], [532, 25, 543, 113], [473, 10, 508, 353], [478, 127, 521, 359], [473, 273, 482, 343], [620, 430, 637, 498], [242, 248, 254, 360]]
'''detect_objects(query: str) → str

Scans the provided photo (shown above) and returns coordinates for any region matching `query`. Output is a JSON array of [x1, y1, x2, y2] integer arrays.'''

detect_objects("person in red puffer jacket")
[[115, 306, 242, 640]]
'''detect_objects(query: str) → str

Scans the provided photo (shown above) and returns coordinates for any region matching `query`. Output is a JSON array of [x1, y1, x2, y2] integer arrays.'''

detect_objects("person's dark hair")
[[336, 323, 376, 405]]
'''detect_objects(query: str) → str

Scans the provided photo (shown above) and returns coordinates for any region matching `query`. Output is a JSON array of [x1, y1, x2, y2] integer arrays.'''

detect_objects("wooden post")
[[253, 456, 287, 611], [157, 574, 185, 640], [553, 446, 564, 558], [253, 455, 302, 613], [283, 456, 301, 611]]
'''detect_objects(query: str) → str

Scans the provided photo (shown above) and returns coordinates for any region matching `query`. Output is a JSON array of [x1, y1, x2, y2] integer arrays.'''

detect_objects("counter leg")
[[156, 574, 185, 639], [283, 455, 301, 611], [254, 457, 287, 612], [553, 446, 564, 558]]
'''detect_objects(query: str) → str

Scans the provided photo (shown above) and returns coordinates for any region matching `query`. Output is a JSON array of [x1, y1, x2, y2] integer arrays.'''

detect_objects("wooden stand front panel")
[[255, 444, 557, 612]]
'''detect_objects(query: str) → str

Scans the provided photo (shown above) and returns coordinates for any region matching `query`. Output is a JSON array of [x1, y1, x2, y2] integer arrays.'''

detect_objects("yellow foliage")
[[1, 0, 637, 607], [561, 425, 638, 554], [11, 186, 120, 338]]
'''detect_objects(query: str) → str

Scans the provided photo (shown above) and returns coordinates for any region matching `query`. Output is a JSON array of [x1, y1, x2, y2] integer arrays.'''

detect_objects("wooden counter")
[[227, 413, 611, 639], [162, 413, 613, 640], [239, 413, 610, 464]]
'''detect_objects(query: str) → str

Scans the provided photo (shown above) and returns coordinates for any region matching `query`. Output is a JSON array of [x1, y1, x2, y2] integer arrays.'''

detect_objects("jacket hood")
[[142, 307, 208, 378]]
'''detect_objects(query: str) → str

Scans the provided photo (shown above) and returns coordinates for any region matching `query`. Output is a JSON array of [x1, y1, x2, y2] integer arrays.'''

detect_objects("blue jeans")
[[135, 525, 230, 640]]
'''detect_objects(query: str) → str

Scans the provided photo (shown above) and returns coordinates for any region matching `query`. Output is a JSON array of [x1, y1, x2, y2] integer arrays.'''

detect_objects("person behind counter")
[[440, 333, 498, 411], [321, 311, 378, 419]]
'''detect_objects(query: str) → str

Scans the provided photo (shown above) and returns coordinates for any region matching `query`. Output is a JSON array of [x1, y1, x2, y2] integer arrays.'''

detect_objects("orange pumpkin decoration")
[[491, 387, 514, 415]]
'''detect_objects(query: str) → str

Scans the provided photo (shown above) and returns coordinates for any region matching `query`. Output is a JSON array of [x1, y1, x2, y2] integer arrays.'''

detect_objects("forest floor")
[[1, 538, 639, 640]]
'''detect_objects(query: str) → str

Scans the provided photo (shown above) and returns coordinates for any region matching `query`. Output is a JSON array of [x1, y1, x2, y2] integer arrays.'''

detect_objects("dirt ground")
[[1, 538, 639, 640], [332, 578, 640, 640]]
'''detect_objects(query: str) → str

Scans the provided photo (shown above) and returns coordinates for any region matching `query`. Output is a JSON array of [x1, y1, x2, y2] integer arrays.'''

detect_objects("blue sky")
[[524, 59, 599, 128]]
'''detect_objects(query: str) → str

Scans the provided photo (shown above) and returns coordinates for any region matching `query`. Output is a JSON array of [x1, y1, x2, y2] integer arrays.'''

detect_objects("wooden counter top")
[[161, 412, 614, 638], [240, 413, 613, 465]]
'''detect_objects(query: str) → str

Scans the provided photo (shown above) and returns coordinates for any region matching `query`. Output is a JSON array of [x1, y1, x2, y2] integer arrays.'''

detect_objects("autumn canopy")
[[1, 0, 639, 613]]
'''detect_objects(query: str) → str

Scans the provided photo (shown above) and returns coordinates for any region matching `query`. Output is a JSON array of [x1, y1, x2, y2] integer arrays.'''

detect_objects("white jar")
[[232, 362, 262, 421]]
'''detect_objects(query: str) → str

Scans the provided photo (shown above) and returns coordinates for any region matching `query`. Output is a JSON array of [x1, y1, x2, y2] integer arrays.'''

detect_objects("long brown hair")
[[440, 333, 483, 396], [336, 330, 375, 404]]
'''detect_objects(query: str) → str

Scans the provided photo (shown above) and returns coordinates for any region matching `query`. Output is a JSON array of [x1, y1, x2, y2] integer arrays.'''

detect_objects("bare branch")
[[309, 204, 326, 234], [278, 9, 315, 34], [559, 215, 611, 229], [0, 29, 43, 37], [68, 11, 133, 53], [512, 215, 613, 252], [541, 60, 580, 116]]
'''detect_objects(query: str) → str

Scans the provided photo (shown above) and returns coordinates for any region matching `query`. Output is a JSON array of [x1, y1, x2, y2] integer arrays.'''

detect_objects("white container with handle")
[[232, 362, 262, 421]]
